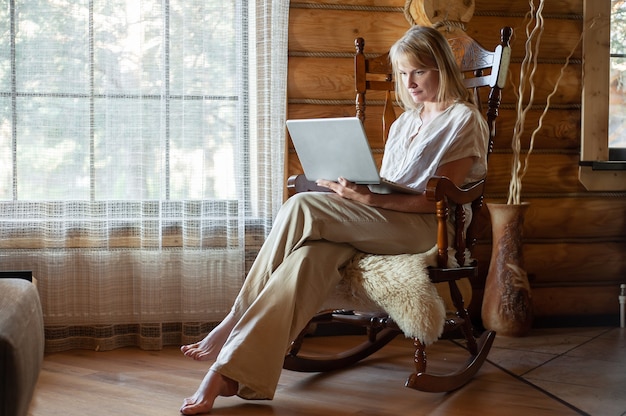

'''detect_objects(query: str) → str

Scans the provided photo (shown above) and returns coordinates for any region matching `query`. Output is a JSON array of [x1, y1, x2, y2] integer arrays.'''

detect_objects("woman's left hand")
[[317, 177, 433, 213], [316, 177, 372, 203]]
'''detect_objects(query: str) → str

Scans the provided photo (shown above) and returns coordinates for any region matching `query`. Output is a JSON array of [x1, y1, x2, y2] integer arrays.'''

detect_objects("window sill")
[[579, 160, 626, 171]]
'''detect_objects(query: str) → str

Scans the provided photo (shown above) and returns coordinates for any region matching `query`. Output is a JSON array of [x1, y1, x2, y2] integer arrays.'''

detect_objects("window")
[[0, 0, 288, 346], [1, 0, 247, 202], [580, 0, 626, 190], [610, 0, 626, 157]]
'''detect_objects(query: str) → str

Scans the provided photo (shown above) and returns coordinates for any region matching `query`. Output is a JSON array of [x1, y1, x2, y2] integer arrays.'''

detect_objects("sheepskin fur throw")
[[321, 246, 473, 346]]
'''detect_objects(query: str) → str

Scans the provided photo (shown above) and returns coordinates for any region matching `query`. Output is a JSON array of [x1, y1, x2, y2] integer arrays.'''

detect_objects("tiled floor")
[[487, 326, 626, 416]]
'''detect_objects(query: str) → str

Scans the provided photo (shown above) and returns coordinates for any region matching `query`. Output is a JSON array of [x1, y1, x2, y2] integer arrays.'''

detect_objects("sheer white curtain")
[[0, 0, 288, 351]]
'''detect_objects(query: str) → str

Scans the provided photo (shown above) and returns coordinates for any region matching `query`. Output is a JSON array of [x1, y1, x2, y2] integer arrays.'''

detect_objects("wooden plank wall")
[[286, 0, 626, 325]]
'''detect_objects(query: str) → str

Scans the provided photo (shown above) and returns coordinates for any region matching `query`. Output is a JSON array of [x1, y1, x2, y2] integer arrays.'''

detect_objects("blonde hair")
[[389, 25, 471, 109]]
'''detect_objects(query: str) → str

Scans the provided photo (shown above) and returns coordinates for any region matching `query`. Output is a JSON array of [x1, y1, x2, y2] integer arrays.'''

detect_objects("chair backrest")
[[354, 27, 512, 258], [355, 26, 512, 150]]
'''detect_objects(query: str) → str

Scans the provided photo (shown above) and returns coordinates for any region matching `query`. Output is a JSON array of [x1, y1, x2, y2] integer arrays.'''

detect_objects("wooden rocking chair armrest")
[[287, 174, 331, 197], [425, 176, 485, 206], [288, 174, 486, 207]]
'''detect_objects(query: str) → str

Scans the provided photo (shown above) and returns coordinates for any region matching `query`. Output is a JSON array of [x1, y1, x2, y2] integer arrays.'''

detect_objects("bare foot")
[[181, 312, 237, 361], [180, 370, 238, 415]]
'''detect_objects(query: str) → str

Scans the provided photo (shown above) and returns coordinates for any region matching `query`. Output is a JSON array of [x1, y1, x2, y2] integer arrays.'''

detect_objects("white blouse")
[[379, 102, 489, 192]]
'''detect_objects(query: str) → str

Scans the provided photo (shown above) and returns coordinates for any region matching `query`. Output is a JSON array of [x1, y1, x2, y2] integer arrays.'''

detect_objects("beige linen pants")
[[211, 192, 439, 399]]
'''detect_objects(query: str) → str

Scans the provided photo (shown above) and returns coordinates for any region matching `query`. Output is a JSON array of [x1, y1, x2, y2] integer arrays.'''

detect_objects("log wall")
[[286, 0, 626, 325]]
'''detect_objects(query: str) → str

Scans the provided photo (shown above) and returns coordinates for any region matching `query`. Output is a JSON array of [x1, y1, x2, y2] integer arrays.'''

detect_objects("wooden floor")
[[27, 332, 595, 416]]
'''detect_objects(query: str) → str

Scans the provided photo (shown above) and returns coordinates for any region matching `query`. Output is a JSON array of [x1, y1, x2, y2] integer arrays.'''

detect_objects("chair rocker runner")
[[283, 27, 513, 393]]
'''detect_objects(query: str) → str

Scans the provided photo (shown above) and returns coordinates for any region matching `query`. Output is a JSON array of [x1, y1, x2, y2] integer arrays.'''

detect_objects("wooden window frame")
[[580, 0, 626, 190]]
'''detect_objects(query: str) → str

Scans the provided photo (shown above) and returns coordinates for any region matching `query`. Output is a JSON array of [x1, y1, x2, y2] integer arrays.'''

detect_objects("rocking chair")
[[283, 26, 513, 393]]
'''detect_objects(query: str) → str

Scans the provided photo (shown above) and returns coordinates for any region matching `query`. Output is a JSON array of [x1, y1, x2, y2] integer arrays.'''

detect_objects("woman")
[[179, 25, 488, 415]]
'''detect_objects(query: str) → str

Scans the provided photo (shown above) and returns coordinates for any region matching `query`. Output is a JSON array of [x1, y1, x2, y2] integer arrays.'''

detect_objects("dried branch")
[[507, 0, 583, 205]]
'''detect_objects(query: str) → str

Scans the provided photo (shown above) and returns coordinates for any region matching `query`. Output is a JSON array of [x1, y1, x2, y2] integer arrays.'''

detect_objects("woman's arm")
[[316, 156, 475, 213]]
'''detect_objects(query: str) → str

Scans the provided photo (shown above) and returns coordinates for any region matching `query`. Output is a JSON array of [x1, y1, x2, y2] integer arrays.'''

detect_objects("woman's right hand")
[[316, 177, 373, 203]]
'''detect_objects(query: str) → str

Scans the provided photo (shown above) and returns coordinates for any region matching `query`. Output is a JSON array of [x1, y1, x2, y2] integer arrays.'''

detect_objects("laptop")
[[286, 117, 420, 194]]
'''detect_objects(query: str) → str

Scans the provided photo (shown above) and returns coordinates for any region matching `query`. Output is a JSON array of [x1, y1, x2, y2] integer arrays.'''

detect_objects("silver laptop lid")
[[286, 117, 381, 184]]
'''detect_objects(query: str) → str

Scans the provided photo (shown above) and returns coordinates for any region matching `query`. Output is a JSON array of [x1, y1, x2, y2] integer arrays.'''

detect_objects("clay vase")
[[481, 202, 533, 337]]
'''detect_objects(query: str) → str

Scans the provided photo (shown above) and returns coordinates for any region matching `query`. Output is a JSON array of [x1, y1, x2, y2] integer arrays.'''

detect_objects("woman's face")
[[397, 57, 440, 104]]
